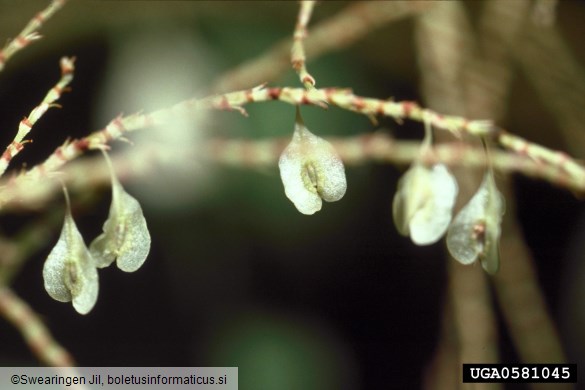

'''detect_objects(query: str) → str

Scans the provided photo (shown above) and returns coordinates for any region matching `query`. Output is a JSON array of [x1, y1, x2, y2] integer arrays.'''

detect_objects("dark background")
[[0, 2, 584, 389]]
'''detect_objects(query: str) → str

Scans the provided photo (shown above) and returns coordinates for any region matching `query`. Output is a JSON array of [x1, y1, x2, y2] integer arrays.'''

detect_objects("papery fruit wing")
[[446, 176, 489, 264], [43, 209, 98, 315]]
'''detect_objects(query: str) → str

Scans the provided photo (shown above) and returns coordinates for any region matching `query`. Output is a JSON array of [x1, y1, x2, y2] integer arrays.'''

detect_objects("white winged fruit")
[[43, 189, 98, 315], [279, 108, 346, 215], [446, 171, 505, 274], [392, 117, 458, 245], [393, 163, 458, 245], [90, 152, 150, 272]]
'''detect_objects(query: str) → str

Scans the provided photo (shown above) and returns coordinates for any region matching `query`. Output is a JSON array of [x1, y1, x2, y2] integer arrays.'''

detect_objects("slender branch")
[[0, 82, 582, 210], [1, 133, 581, 212], [415, 2, 568, 379], [291, 0, 317, 89], [204, 135, 582, 190], [200, 86, 495, 136], [202, 86, 585, 192], [463, 0, 569, 373], [211, 1, 433, 93], [414, 0, 473, 115], [0, 286, 74, 366], [495, 180, 567, 364], [464, 0, 530, 120], [497, 132, 581, 190], [0, 57, 75, 177], [415, 4, 502, 383], [1, 85, 491, 209], [0, 0, 67, 72], [449, 262, 501, 386]]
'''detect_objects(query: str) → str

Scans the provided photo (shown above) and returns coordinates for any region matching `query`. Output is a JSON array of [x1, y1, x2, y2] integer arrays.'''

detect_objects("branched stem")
[[0, 57, 75, 176], [0, 0, 67, 72], [1, 132, 581, 212], [211, 1, 433, 93], [0, 286, 74, 366], [0, 84, 582, 211], [291, 0, 317, 89]]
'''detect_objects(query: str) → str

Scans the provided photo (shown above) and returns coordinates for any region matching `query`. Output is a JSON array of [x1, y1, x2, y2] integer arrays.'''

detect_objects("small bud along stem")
[[0, 85, 584, 211], [0, 57, 75, 177], [0, 0, 67, 73], [291, 1, 317, 90]]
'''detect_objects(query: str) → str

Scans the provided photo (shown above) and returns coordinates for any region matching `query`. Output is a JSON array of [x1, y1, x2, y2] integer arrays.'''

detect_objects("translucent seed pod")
[[446, 170, 505, 274], [393, 163, 458, 245], [43, 187, 98, 315], [90, 151, 151, 272], [392, 116, 458, 245], [278, 108, 347, 215]]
